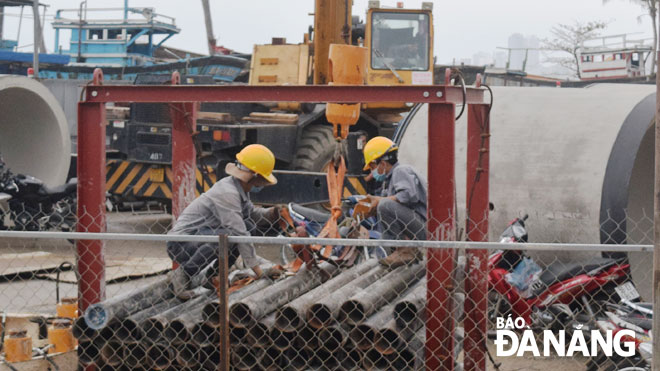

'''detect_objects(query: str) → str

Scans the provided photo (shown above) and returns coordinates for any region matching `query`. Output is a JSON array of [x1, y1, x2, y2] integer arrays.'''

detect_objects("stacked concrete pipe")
[[0, 75, 70, 186]]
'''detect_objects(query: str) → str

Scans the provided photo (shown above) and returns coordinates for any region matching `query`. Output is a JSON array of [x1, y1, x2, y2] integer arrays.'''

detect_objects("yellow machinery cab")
[[364, 3, 434, 111]]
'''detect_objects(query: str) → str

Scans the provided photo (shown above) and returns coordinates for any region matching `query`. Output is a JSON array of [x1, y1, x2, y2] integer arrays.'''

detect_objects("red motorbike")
[[488, 215, 636, 329]]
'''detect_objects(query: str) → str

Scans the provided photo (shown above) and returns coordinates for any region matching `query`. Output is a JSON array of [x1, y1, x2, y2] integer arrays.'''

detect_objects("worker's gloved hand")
[[262, 266, 285, 280]]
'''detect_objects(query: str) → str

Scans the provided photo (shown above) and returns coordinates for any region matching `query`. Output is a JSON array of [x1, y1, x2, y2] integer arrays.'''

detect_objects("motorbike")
[[488, 215, 637, 330], [0, 155, 77, 232], [586, 300, 651, 371], [279, 196, 388, 267]]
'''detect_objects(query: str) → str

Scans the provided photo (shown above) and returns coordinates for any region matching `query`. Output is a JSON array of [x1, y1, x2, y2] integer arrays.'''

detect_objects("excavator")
[[104, 0, 434, 208]]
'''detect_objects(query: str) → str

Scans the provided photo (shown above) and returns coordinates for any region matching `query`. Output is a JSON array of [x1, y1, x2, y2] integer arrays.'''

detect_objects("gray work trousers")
[[377, 198, 427, 240], [167, 226, 240, 277]]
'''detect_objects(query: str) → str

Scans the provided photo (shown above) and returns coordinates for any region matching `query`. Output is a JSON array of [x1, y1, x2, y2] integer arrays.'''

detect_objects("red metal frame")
[[82, 84, 483, 104], [464, 103, 490, 371], [76, 68, 488, 369], [426, 103, 457, 370], [76, 101, 107, 312]]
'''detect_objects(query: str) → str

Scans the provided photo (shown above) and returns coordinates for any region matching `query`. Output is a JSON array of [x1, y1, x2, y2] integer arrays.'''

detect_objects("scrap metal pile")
[[72, 259, 444, 370]]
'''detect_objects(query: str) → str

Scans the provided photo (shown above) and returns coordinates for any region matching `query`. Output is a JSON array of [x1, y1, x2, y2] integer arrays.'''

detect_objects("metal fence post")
[[76, 100, 106, 311], [464, 102, 490, 371], [426, 102, 457, 370], [169, 72, 198, 219], [217, 234, 230, 371]]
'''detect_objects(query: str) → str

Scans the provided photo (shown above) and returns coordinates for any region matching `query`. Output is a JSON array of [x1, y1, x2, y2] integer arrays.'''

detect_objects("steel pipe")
[[175, 343, 202, 369], [84, 275, 174, 330], [117, 295, 187, 341], [202, 278, 272, 326], [124, 342, 147, 369], [99, 340, 123, 366], [78, 337, 101, 365], [393, 279, 426, 328], [191, 322, 219, 346], [232, 345, 265, 370], [270, 326, 297, 351], [349, 301, 397, 350], [230, 325, 249, 344], [258, 345, 287, 370], [339, 263, 425, 325], [287, 347, 312, 370], [146, 289, 213, 340], [364, 348, 396, 369], [2, 230, 651, 252], [72, 316, 96, 340], [201, 344, 220, 371], [342, 346, 363, 369], [275, 259, 379, 331], [229, 262, 339, 327], [247, 313, 275, 346], [146, 342, 174, 370], [307, 264, 388, 328], [294, 324, 319, 349], [164, 303, 209, 344], [318, 325, 348, 352], [374, 318, 419, 355]]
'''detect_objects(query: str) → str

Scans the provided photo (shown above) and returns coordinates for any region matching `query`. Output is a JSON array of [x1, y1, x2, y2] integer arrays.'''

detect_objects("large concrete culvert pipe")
[[397, 84, 656, 298], [0, 75, 70, 186]]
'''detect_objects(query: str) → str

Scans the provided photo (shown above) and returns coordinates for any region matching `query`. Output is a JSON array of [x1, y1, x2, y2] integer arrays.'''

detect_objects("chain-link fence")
[[0, 202, 654, 370]]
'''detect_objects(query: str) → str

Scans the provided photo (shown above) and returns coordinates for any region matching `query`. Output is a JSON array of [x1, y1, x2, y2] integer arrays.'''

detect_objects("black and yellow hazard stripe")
[[106, 160, 216, 200], [343, 176, 369, 197]]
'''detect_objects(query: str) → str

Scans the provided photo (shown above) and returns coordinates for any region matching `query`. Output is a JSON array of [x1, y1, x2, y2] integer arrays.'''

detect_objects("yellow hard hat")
[[235, 144, 277, 184], [363, 136, 398, 170]]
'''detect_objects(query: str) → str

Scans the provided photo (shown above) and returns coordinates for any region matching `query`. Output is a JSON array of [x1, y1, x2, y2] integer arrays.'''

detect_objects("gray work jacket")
[[169, 176, 273, 267], [381, 163, 428, 220]]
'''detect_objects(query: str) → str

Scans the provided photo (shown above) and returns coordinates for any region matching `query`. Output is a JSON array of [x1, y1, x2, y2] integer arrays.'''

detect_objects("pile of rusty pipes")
[[73, 259, 442, 370]]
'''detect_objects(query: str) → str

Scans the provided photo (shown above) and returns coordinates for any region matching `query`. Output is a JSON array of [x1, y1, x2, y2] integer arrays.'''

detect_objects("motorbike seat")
[[290, 203, 338, 224], [40, 179, 77, 197], [621, 316, 652, 331], [532, 257, 620, 297]]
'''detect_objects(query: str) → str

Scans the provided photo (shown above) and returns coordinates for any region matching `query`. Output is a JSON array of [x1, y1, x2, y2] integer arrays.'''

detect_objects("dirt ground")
[[485, 341, 590, 370]]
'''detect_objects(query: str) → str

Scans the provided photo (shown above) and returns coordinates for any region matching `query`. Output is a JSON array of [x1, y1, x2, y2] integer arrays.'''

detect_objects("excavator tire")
[[292, 125, 339, 171]]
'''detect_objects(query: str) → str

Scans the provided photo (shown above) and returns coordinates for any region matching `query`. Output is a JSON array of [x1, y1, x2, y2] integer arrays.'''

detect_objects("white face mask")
[[371, 168, 386, 182]]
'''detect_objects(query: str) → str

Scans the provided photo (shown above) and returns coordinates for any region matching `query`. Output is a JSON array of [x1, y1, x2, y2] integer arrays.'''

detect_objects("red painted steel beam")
[[76, 102, 107, 311], [426, 103, 456, 370], [169, 102, 198, 219], [463, 103, 491, 371], [83, 85, 484, 105]]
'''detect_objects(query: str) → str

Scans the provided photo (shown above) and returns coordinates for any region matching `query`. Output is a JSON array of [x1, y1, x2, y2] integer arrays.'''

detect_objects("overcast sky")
[[0, 0, 654, 64]]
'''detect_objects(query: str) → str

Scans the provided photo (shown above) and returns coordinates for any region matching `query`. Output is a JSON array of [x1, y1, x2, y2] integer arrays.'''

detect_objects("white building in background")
[[493, 51, 507, 68], [504, 33, 541, 71], [472, 51, 492, 66]]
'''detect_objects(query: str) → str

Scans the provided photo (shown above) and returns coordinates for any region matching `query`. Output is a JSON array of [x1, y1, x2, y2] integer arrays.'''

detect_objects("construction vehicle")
[[105, 0, 435, 206]]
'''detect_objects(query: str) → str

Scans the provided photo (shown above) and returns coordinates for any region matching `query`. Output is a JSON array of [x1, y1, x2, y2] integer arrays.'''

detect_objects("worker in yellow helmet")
[[167, 144, 282, 298], [363, 136, 427, 268]]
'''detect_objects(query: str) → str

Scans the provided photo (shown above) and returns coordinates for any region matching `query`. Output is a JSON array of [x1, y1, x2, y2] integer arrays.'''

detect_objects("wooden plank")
[[197, 111, 233, 122], [249, 112, 299, 120]]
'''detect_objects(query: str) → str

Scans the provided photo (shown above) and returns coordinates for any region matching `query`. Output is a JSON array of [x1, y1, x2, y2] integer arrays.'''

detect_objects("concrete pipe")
[[397, 84, 656, 298], [0, 75, 70, 186]]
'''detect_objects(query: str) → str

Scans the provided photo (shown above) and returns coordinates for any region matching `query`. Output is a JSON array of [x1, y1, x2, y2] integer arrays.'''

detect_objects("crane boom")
[[200, 0, 217, 55]]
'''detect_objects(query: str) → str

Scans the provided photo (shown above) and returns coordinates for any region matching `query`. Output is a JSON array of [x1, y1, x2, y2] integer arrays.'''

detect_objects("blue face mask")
[[250, 186, 264, 193], [371, 168, 386, 182]]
